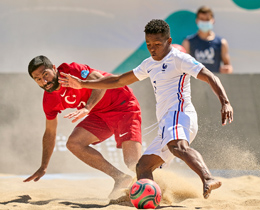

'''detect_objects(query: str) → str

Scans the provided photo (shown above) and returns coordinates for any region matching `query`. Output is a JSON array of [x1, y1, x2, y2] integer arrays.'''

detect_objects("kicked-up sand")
[[1, 170, 260, 210]]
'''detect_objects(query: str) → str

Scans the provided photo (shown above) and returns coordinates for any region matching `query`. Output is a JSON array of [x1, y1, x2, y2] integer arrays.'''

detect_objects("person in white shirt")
[[59, 19, 233, 199]]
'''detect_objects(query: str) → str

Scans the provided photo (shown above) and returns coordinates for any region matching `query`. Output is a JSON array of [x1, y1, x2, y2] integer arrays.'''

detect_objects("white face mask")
[[197, 20, 213, 32]]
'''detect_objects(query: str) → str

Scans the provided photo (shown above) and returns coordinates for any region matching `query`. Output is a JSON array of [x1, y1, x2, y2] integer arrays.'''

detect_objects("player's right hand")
[[59, 72, 82, 89], [23, 167, 46, 182]]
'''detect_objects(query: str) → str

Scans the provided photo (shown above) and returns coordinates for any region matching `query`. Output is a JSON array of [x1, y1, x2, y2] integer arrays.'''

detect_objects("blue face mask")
[[197, 20, 213, 32]]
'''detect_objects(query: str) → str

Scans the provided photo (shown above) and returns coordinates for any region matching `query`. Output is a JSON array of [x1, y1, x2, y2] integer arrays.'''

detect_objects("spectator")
[[182, 6, 233, 74]]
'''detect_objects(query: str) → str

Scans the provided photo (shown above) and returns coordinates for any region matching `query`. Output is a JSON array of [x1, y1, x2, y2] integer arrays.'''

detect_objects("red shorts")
[[76, 98, 142, 148]]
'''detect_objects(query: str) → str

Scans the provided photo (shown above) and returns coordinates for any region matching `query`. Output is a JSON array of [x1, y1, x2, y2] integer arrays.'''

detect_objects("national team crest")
[[162, 63, 167, 73], [81, 70, 89, 78]]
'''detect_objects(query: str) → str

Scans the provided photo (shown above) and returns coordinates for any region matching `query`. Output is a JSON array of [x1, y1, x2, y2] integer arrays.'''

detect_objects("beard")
[[41, 74, 60, 93]]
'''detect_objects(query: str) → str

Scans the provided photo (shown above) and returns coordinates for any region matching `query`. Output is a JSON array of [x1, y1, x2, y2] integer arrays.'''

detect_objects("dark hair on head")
[[28, 55, 53, 77], [144, 19, 170, 38], [196, 6, 214, 18]]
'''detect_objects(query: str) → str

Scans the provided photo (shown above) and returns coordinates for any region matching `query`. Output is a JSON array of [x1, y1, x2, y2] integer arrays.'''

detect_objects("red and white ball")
[[129, 179, 161, 209]]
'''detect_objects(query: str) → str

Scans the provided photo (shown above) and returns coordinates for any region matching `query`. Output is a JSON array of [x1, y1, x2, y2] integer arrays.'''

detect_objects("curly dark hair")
[[144, 19, 170, 38], [28, 55, 53, 77]]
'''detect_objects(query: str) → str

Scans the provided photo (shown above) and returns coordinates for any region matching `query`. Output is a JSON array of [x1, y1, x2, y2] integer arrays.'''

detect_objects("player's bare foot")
[[109, 191, 131, 205], [203, 178, 222, 199], [108, 174, 133, 200]]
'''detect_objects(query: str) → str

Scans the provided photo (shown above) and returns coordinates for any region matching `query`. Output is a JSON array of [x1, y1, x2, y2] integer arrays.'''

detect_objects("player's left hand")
[[59, 72, 82, 89], [64, 107, 90, 123], [221, 103, 233, 125]]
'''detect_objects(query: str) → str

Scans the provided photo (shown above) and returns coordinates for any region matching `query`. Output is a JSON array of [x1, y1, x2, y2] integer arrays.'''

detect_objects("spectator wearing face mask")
[[182, 6, 233, 74]]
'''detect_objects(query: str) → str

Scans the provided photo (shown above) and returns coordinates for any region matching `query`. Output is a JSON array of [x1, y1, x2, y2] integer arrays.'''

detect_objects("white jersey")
[[133, 47, 204, 121]]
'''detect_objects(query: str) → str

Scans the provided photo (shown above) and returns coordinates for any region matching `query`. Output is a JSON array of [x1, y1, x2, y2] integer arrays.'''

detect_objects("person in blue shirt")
[[182, 6, 233, 74]]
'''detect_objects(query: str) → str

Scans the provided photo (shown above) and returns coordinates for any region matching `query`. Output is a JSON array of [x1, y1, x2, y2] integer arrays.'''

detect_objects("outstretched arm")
[[24, 117, 58, 182], [197, 67, 233, 125], [59, 70, 139, 90]]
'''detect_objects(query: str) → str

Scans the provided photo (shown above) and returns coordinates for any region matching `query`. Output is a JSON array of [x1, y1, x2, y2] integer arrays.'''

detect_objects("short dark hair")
[[196, 6, 214, 18], [28, 55, 53, 77], [144, 19, 170, 38]]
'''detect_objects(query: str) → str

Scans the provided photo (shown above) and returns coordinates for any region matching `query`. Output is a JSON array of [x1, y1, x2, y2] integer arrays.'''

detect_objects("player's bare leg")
[[108, 141, 142, 200], [122, 140, 142, 172], [136, 154, 164, 180], [66, 127, 132, 198], [167, 139, 222, 199]]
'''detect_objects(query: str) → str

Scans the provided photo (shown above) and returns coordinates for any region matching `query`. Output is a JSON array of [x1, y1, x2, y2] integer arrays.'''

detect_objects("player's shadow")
[[0, 195, 132, 208], [60, 196, 133, 208], [0, 195, 31, 205], [157, 205, 186, 209], [60, 201, 110, 208], [60, 201, 133, 208], [0, 195, 55, 206], [157, 205, 202, 209]]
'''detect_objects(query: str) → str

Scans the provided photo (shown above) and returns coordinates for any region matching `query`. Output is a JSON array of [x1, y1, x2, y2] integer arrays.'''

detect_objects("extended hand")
[[59, 72, 82, 89], [221, 103, 233, 125], [23, 167, 46, 182], [64, 107, 90, 123]]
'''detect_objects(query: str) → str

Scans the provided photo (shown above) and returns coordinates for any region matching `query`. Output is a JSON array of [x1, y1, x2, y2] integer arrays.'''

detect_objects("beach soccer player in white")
[[59, 19, 233, 199]]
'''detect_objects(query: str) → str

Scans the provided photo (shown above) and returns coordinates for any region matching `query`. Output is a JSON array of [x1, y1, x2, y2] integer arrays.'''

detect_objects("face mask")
[[197, 20, 213, 32]]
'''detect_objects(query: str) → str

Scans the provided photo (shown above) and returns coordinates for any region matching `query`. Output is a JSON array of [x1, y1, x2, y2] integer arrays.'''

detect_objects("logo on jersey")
[[60, 88, 86, 107], [60, 89, 76, 104], [81, 70, 89, 78], [162, 63, 167, 73], [147, 69, 153, 73], [192, 59, 200, 65], [65, 95, 76, 104], [60, 89, 67, 97]]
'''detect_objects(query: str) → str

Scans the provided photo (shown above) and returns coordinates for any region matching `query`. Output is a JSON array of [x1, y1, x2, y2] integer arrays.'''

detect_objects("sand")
[[1, 170, 260, 210]]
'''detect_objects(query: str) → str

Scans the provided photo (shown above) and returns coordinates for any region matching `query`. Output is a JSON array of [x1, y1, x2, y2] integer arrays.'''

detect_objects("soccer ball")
[[129, 179, 161, 209]]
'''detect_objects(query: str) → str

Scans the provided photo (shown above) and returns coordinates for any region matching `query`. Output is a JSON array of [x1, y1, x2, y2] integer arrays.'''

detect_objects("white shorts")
[[143, 110, 198, 164]]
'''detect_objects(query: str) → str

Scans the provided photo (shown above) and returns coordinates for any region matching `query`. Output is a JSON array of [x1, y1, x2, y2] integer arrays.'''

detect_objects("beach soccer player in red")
[[24, 55, 142, 199]]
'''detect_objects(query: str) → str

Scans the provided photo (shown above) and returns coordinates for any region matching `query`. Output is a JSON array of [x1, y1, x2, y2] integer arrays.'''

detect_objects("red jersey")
[[43, 62, 138, 120]]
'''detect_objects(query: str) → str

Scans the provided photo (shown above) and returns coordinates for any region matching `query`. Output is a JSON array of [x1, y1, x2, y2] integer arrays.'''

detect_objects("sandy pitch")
[[1, 170, 260, 210]]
